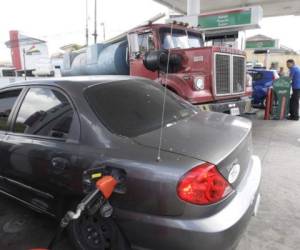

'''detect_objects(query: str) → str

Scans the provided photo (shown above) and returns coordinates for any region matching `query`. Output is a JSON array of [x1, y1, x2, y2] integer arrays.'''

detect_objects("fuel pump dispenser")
[[264, 77, 292, 120]]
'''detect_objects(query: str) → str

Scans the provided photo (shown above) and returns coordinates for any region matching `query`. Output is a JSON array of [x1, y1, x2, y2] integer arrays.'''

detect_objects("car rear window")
[[85, 79, 196, 137]]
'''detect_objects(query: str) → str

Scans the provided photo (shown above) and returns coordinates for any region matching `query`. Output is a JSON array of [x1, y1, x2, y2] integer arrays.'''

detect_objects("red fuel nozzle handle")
[[96, 175, 118, 199], [80, 175, 117, 209], [77, 175, 117, 218]]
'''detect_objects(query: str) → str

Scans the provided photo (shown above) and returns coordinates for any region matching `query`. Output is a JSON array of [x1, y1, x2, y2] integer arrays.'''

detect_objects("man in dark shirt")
[[287, 59, 300, 121]]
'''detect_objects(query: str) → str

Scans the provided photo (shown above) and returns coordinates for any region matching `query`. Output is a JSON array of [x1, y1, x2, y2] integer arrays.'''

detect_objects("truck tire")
[[68, 211, 130, 250]]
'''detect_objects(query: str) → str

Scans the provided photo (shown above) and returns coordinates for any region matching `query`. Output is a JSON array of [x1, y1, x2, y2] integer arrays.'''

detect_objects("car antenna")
[[156, 12, 174, 162]]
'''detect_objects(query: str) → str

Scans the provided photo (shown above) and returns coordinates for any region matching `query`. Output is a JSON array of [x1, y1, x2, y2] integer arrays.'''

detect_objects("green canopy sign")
[[168, 6, 262, 32], [246, 40, 277, 49], [198, 9, 252, 29]]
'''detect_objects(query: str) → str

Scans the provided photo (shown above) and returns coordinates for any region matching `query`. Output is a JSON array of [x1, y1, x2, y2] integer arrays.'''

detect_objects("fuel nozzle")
[[96, 175, 118, 199], [89, 175, 117, 218]]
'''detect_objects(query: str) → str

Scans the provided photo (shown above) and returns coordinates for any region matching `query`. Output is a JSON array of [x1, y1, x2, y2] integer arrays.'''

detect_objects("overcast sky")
[[0, 0, 299, 62]]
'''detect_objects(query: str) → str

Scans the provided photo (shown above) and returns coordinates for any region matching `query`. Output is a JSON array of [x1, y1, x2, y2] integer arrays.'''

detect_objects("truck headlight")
[[194, 77, 205, 90]]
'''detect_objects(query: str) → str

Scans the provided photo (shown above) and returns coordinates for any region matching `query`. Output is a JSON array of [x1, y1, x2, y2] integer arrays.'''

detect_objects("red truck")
[[61, 23, 252, 114]]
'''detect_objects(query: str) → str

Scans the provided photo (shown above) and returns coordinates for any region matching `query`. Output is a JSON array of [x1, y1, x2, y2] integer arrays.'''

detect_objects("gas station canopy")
[[154, 0, 300, 17]]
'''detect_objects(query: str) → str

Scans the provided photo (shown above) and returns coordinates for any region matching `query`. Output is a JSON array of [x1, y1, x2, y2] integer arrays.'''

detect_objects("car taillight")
[[177, 163, 232, 205]]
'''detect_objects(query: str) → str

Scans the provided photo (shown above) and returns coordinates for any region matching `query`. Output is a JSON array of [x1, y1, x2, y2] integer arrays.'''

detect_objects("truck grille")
[[214, 53, 245, 96], [215, 54, 230, 95], [233, 56, 245, 93]]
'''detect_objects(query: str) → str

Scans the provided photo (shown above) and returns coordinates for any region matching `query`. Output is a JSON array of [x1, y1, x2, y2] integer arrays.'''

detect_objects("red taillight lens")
[[177, 163, 232, 205]]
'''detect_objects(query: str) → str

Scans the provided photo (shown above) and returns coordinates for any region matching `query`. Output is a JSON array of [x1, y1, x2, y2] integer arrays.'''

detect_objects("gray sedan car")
[[0, 76, 261, 250]]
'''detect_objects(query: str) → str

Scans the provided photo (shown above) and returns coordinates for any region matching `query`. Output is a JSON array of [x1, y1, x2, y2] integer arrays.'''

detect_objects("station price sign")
[[198, 6, 262, 31], [198, 9, 252, 29], [169, 6, 262, 32]]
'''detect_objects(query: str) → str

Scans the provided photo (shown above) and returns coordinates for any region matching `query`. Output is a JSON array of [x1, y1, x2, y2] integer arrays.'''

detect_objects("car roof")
[[0, 75, 146, 92]]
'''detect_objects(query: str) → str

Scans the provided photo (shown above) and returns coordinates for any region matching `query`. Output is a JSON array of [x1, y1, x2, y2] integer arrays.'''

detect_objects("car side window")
[[0, 89, 22, 131], [14, 87, 74, 139]]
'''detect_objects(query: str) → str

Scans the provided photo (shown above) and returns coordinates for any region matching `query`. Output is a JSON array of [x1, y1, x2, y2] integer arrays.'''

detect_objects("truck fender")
[[157, 77, 187, 98]]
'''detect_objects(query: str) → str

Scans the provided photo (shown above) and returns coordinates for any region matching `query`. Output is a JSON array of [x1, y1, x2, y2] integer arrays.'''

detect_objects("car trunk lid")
[[133, 111, 252, 188]]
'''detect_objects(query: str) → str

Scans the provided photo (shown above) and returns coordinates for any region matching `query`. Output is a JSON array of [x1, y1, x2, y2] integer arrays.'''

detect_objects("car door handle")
[[51, 157, 69, 171]]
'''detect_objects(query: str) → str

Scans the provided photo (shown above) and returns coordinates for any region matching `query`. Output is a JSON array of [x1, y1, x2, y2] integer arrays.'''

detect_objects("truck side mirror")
[[128, 33, 140, 58]]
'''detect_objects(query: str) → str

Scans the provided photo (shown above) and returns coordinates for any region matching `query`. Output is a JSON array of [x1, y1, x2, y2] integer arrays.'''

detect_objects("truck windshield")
[[160, 28, 203, 49], [85, 79, 196, 137]]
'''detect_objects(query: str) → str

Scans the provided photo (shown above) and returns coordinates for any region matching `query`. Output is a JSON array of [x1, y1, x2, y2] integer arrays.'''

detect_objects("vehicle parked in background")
[[248, 68, 279, 106], [0, 67, 16, 77], [61, 23, 252, 115], [246, 62, 264, 69], [0, 67, 17, 86], [0, 67, 58, 88], [0, 76, 261, 250]]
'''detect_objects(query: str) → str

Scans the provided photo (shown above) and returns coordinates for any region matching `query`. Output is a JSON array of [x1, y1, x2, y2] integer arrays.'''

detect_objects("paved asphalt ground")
[[0, 112, 300, 250]]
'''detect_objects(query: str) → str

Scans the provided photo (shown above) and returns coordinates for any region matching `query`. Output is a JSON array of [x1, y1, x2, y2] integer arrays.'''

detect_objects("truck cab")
[[127, 24, 252, 114]]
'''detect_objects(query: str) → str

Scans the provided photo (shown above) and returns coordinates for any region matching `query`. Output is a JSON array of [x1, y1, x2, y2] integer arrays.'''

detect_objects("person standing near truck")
[[287, 59, 300, 121]]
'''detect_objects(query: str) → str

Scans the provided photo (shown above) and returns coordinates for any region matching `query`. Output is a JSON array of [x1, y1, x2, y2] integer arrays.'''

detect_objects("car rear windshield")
[[85, 79, 196, 137]]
